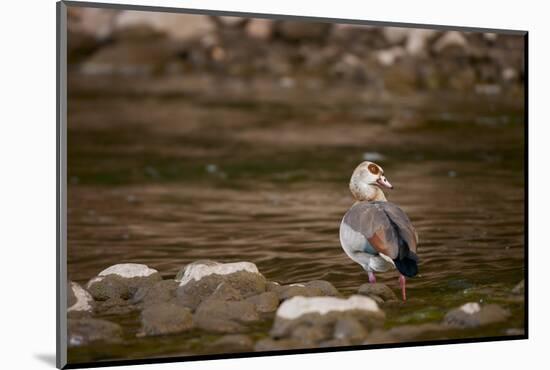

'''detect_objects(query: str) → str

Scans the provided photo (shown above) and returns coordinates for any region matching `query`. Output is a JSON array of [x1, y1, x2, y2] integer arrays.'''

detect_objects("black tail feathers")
[[394, 252, 419, 277], [393, 236, 419, 277]]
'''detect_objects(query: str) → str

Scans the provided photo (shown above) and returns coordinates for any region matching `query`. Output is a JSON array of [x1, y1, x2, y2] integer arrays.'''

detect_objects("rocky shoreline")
[[67, 261, 524, 353]]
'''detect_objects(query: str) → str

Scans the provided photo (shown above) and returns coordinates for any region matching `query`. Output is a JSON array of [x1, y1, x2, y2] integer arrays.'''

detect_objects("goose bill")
[[377, 176, 393, 189]]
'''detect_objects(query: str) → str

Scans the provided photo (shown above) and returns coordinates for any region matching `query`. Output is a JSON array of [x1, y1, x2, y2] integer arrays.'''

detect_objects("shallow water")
[[67, 75, 525, 363]]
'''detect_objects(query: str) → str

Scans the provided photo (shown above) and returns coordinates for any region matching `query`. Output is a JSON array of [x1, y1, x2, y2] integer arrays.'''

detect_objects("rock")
[[193, 297, 260, 333], [67, 282, 94, 314], [87, 263, 161, 301], [140, 302, 193, 336], [175, 261, 266, 310], [290, 324, 332, 344], [505, 328, 525, 336], [367, 323, 448, 344], [266, 281, 281, 292], [80, 40, 183, 76], [333, 317, 368, 343], [357, 283, 398, 302], [383, 27, 409, 45], [67, 282, 77, 308], [115, 12, 215, 41], [405, 29, 438, 56], [132, 279, 179, 308], [67, 7, 118, 40], [275, 21, 331, 42], [95, 297, 139, 316], [209, 282, 244, 301], [318, 338, 352, 348], [512, 280, 524, 295], [443, 302, 511, 328], [68, 318, 122, 347], [254, 338, 306, 351], [376, 47, 405, 67], [271, 295, 384, 339], [304, 280, 340, 297], [433, 31, 468, 53], [272, 284, 324, 301], [246, 19, 273, 40], [246, 292, 280, 313], [210, 334, 255, 352]]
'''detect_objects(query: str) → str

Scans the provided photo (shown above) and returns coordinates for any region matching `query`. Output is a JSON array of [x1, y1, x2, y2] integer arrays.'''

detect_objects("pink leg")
[[368, 271, 376, 284], [399, 275, 407, 301]]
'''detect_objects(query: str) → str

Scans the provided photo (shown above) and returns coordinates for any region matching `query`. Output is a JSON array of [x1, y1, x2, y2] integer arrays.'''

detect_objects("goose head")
[[349, 161, 393, 202]]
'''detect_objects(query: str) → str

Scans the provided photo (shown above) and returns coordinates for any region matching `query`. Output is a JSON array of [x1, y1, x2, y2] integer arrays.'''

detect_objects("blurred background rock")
[[67, 8, 524, 96]]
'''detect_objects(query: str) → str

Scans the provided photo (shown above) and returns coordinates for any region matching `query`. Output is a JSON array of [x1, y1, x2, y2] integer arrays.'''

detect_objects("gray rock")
[[210, 334, 254, 352], [271, 295, 384, 339], [254, 338, 306, 351], [357, 283, 398, 302], [194, 298, 260, 333], [333, 317, 368, 343], [140, 302, 193, 336], [132, 279, 179, 308], [265, 281, 281, 292], [272, 284, 323, 301], [87, 274, 130, 301], [304, 280, 340, 297], [246, 292, 280, 313], [68, 318, 122, 347], [512, 280, 524, 295], [366, 323, 449, 344], [95, 297, 139, 316], [175, 261, 266, 311], [87, 264, 162, 301], [443, 302, 511, 328], [209, 282, 244, 301], [272, 310, 383, 340], [80, 40, 183, 76], [290, 325, 332, 344]]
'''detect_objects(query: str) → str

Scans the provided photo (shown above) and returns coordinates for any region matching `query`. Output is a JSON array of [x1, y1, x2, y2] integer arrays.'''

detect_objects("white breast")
[[339, 216, 394, 272]]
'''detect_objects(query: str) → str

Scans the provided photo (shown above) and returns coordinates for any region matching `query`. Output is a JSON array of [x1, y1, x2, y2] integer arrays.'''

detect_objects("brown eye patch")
[[368, 163, 380, 175]]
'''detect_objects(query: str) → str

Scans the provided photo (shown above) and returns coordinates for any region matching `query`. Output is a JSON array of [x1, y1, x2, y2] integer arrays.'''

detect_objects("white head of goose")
[[339, 161, 419, 301]]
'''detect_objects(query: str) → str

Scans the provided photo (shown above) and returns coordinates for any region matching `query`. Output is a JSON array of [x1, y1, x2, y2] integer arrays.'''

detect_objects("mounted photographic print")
[[56, 1, 527, 368]]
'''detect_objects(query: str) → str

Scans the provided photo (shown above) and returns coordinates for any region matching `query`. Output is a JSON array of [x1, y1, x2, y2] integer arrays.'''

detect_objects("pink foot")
[[368, 271, 376, 284], [399, 275, 407, 301]]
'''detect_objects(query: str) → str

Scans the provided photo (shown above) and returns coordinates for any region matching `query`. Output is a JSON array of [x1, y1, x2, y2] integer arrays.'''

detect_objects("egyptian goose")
[[339, 161, 419, 301]]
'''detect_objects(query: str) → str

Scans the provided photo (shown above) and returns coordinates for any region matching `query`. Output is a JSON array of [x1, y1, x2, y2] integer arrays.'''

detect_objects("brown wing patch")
[[367, 228, 398, 259]]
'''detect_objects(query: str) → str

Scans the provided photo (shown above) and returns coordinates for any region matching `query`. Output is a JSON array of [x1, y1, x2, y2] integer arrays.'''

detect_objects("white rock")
[[406, 29, 438, 56], [99, 263, 158, 279], [376, 47, 405, 67], [502, 67, 518, 81], [246, 18, 273, 40], [177, 261, 261, 286], [433, 31, 468, 53], [115, 11, 215, 41], [276, 295, 380, 320], [483, 33, 498, 41], [460, 302, 481, 315], [68, 282, 94, 312]]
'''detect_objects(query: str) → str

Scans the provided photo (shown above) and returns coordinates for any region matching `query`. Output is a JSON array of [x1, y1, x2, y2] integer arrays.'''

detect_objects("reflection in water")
[[67, 79, 524, 362]]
